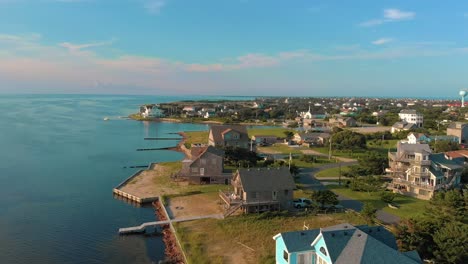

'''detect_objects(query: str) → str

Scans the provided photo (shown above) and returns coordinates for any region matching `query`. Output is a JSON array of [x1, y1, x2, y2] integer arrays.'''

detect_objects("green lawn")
[[257, 144, 308, 155], [326, 184, 428, 219], [247, 127, 293, 138], [174, 212, 365, 264], [315, 166, 350, 178], [184, 131, 209, 146]]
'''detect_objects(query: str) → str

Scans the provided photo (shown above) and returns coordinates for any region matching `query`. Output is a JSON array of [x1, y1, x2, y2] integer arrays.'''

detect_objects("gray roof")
[[400, 109, 418, 114], [275, 223, 420, 264], [209, 125, 249, 144], [447, 122, 468, 129], [236, 167, 295, 192], [392, 122, 416, 130], [397, 142, 431, 155]]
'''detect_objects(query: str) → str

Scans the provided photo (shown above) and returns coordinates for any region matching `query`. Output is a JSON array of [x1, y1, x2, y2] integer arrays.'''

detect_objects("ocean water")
[[0, 94, 248, 264]]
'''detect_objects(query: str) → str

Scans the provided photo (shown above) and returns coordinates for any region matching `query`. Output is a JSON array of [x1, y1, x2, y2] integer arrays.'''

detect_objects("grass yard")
[[315, 166, 350, 178], [247, 127, 293, 138], [184, 131, 209, 146], [326, 184, 428, 219], [257, 144, 308, 155], [174, 212, 365, 264]]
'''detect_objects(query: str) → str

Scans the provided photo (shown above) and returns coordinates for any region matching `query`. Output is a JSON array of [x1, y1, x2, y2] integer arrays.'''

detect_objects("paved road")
[[297, 162, 400, 225]]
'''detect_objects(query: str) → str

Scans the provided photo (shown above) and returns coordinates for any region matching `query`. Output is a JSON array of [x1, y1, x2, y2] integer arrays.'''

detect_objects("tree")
[[361, 202, 377, 224], [431, 140, 460, 153], [380, 191, 396, 203], [347, 152, 388, 176], [331, 130, 366, 150], [283, 131, 294, 140], [310, 190, 338, 209], [289, 164, 300, 176], [223, 146, 260, 167], [433, 222, 468, 264]]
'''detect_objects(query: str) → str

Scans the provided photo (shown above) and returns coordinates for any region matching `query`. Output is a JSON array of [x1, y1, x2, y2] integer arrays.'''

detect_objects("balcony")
[[410, 159, 431, 166], [392, 178, 441, 191]]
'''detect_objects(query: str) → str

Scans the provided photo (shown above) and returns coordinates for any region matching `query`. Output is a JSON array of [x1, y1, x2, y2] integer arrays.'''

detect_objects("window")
[[284, 189, 289, 196], [200, 159, 206, 165], [297, 252, 312, 264], [251, 192, 257, 199], [211, 158, 216, 165], [283, 250, 288, 261], [272, 191, 277, 201], [317, 255, 328, 264], [319, 247, 327, 256], [191, 168, 198, 173]]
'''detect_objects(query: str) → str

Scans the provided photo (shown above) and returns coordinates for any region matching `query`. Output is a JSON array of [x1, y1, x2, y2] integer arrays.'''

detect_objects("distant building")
[[391, 121, 416, 133], [208, 125, 250, 149], [388, 141, 463, 200], [398, 109, 423, 128], [273, 223, 422, 264], [447, 122, 468, 144], [293, 132, 330, 146], [139, 105, 164, 118], [252, 135, 278, 146], [407, 132, 458, 144], [328, 115, 357, 127]]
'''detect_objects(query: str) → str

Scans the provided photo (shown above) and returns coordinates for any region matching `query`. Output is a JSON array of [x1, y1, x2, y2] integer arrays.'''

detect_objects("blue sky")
[[0, 0, 467, 97]]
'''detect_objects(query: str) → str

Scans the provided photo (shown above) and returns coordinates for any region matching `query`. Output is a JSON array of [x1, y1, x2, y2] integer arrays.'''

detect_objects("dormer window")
[[320, 246, 327, 256]]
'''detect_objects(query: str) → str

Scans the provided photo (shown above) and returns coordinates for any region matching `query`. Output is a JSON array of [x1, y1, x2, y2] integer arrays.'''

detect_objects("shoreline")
[[128, 114, 278, 127]]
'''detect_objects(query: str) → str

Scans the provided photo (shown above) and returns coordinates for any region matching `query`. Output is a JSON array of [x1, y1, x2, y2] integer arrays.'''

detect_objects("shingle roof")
[[209, 125, 248, 144], [189, 145, 224, 166], [275, 223, 421, 264], [397, 142, 431, 155], [430, 153, 463, 170], [236, 167, 295, 192]]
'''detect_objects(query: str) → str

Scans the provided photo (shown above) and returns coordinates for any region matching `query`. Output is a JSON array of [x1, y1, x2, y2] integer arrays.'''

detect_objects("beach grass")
[[174, 212, 365, 264], [315, 166, 350, 178], [184, 131, 209, 146], [247, 127, 293, 138]]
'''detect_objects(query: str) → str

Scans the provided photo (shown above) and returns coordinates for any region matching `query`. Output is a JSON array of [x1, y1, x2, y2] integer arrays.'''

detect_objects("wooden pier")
[[144, 137, 182, 140], [136, 147, 175, 151], [118, 214, 223, 235]]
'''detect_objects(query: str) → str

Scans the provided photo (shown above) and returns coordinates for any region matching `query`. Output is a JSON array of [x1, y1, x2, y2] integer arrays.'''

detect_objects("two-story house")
[[178, 145, 230, 184], [447, 122, 468, 144], [388, 141, 463, 200], [219, 167, 295, 215], [328, 116, 357, 127], [208, 125, 250, 149], [273, 223, 421, 264], [293, 132, 331, 147], [398, 109, 423, 128]]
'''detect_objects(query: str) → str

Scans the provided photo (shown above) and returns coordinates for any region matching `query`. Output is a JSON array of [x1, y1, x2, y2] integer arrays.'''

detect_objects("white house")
[[399, 109, 423, 128]]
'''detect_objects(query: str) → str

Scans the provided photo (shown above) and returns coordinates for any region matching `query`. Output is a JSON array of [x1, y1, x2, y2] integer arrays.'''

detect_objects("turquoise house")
[[273, 223, 421, 264]]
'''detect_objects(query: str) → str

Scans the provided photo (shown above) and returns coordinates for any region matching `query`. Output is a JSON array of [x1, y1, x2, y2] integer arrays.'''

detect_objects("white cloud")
[[372, 38, 393, 45], [144, 0, 165, 14], [384, 9, 415, 20], [360, 8, 415, 27], [59, 39, 114, 55]]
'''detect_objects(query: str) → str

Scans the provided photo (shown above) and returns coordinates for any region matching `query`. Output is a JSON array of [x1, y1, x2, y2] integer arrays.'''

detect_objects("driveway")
[[297, 162, 400, 225]]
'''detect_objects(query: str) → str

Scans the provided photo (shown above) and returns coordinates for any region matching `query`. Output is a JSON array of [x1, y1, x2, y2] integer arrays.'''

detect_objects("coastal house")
[[139, 104, 164, 118], [293, 132, 330, 146], [208, 125, 250, 149], [273, 223, 421, 264], [388, 141, 463, 200], [398, 109, 423, 128], [447, 122, 468, 144], [328, 116, 356, 127], [252, 135, 278, 146], [178, 145, 230, 184], [391, 121, 416, 133], [219, 167, 295, 215]]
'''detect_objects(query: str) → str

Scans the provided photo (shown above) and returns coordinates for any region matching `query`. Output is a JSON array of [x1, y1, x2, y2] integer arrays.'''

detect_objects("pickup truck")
[[293, 198, 313, 209]]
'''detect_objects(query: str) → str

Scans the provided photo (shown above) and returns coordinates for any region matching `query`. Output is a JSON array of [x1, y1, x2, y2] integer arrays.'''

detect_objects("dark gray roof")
[[209, 125, 249, 144], [237, 167, 295, 192], [278, 229, 321, 252], [276, 223, 420, 264]]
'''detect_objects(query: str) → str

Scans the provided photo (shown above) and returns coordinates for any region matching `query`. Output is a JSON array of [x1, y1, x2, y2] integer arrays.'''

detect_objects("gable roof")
[[209, 125, 248, 143], [236, 167, 295, 192], [396, 141, 431, 155], [274, 223, 420, 264], [188, 145, 224, 166]]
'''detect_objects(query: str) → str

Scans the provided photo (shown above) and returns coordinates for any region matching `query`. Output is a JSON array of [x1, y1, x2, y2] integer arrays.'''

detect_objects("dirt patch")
[[120, 165, 179, 198], [257, 147, 281, 154], [351, 126, 391, 134], [167, 193, 224, 219]]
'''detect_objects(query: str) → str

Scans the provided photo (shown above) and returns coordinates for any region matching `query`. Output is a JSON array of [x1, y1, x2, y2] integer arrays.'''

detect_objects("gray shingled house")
[[178, 145, 231, 184], [273, 223, 422, 264], [219, 167, 295, 215], [208, 125, 250, 149]]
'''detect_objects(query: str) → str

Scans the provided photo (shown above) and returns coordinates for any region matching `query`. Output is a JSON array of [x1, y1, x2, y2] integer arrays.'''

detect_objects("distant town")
[[115, 95, 468, 263]]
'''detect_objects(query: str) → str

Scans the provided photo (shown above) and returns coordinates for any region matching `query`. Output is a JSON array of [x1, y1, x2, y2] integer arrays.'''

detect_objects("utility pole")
[[328, 138, 332, 160]]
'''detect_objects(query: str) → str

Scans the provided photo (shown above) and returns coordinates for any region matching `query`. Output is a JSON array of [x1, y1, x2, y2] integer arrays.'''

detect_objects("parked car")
[[293, 198, 313, 209]]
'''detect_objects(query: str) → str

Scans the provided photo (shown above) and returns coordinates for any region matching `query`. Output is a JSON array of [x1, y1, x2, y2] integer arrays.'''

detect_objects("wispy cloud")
[[144, 0, 165, 14], [59, 39, 114, 55], [372, 38, 393, 45], [360, 8, 415, 27]]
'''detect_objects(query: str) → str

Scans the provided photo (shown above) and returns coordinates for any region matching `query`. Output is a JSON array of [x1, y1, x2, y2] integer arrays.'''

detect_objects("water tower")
[[460, 90, 467, 107]]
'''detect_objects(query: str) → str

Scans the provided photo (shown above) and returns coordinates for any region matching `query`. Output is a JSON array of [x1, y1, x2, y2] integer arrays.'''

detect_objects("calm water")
[[0, 94, 251, 264]]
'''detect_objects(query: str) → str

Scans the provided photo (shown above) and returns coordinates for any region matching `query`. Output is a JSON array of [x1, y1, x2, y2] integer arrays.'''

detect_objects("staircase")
[[224, 202, 243, 218]]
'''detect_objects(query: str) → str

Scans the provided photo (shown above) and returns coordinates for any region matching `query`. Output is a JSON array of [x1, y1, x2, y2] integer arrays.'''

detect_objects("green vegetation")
[[394, 190, 468, 263], [183, 131, 209, 147], [315, 166, 350, 178], [247, 127, 292, 138], [174, 212, 365, 264], [310, 190, 339, 208], [361, 202, 377, 224], [326, 184, 428, 219], [331, 130, 367, 150]]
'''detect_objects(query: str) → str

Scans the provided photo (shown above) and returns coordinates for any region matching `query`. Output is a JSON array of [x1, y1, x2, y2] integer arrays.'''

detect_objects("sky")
[[0, 0, 468, 97]]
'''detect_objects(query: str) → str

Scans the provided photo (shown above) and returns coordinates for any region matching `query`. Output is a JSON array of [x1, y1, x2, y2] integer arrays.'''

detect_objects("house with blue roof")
[[273, 223, 421, 264]]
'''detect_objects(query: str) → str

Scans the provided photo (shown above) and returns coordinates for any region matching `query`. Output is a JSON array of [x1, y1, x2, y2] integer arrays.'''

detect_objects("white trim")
[[311, 232, 323, 247], [273, 233, 281, 240]]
